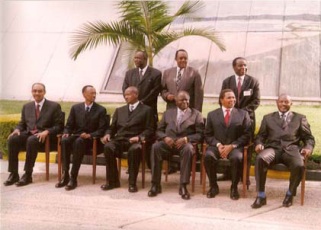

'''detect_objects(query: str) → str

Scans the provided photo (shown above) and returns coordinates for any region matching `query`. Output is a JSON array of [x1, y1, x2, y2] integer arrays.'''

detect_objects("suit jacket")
[[255, 111, 315, 156], [16, 99, 63, 135], [157, 108, 204, 143], [64, 102, 107, 138], [106, 102, 154, 142], [161, 66, 204, 112], [122, 66, 162, 116], [221, 74, 260, 121], [205, 107, 251, 147]]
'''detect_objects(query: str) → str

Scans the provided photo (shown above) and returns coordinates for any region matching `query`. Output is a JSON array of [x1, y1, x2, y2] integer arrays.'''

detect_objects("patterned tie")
[[139, 69, 143, 81], [224, 109, 230, 126], [176, 70, 182, 89], [177, 111, 184, 126], [281, 113, 287, 129], [237, 77, 242, 106], [35, 104, 40, 119]]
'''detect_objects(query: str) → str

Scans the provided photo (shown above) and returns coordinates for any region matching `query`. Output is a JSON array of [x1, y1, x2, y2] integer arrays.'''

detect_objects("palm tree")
[[70, 0, 225, 66]]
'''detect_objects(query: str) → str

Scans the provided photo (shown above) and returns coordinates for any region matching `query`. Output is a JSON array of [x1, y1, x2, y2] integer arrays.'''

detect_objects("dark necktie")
[[224, 109, 230, 126], [176, 70, 182, 89], [139, 69, 143, 81], [35, 104, 40, 119], [85, 106, 90, 121], [281, 113, 287, 129], [237, 77, 242, 106]]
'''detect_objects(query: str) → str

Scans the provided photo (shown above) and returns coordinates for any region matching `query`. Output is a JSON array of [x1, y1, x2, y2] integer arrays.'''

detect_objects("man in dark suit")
[[148, 91, 204, 200], [161, 49, 204, 112], [122, 50, 162, 168], [251, 94, 315, 209], [100, 86, 154, 193], [55, 85, 107, 190], [204, 89, 251, 200], [4, 83, 63, 186], [221, 57, 260, 181], [122, 50, 162, 123]]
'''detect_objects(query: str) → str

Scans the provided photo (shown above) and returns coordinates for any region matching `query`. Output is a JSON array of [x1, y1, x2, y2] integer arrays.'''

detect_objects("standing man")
[[251, 94, 314, 208], [55, 85, 107, 190], [100, 86, 154, 193], [221, 57, 260, 180], [4, 83, 63, 186], [148, 91, 204, 200], [204, 89, 251, 200], [122, 50, 162, 124], [161, 49, 204, 112]]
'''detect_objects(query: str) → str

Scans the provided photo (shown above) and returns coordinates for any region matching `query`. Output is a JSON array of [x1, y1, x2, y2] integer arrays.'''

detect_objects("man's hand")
[[36, 130, 49, 143], [175, 137, 187, 149], [166, 94, 175, 101], [219, 144, 233, 159], [255, 144, 264, 153], [100, 134, 110, 144], [80, 132, 91, 139], [164, 137, 174, 148], [8, 129, 20, 139], [129, 136, 140, 144], [301, 148, 312, 158]]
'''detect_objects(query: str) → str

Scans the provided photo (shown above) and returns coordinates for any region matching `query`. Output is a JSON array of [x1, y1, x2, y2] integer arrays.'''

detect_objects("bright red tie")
[[224, 109, 230, 126]]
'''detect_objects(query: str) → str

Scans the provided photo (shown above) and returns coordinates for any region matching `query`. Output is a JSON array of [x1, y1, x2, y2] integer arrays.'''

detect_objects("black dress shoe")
[[100, 182, 120, 191], [251, 197, 267, 209], [55, 173, 70, 188], [128, 184, 138, 193], [3, 173, 19, 186], [207, 186, 219, 198], [179, 185, 190, 200], [282, 194, 293, 207], [15, 173, 32, 186], [230, 187, 240, 200], [65, 179, 77, 191], [148, 184, 162, 197]]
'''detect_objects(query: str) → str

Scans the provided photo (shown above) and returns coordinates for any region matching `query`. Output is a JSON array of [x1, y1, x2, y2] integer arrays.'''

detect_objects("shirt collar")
[[235, 74, 245, 82], [279, 111, 290, 117], [129, 101, 140, 110], [221, 106, 233, 113], [35, 98, 45, 110], [139, 65, 148, 75], [85, 103, 93, 110]]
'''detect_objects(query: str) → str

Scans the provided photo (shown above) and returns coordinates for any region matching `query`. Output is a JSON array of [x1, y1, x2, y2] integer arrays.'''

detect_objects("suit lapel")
[[138, 67, 149, 85], [179, 108, 192, 126]]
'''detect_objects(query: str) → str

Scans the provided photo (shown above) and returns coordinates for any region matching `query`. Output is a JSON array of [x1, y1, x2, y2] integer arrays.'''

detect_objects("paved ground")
[[1, 160, 321, 230]]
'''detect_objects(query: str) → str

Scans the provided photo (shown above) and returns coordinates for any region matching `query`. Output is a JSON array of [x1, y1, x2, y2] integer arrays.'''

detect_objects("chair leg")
[[141, 142, 145, 188], [57, 136, 62, 181], [202, 144, 207, 195], [301, 157, 307, 206], [242, 146, 248, 198], [92, 139, 97, 184], [45, 137, 50, 181], [191, 153, 196, 193]]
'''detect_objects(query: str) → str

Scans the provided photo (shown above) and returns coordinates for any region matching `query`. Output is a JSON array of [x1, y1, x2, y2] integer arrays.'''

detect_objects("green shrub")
[[0, 114, 20, 157]]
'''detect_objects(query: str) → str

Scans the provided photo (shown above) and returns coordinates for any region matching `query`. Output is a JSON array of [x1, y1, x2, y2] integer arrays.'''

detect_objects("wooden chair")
[[201, 143, 250, 198], [57, 114, 110, 184], [268, 156, 308, 206], [117, 140, 147, 188], [163, 142, 202, 193]]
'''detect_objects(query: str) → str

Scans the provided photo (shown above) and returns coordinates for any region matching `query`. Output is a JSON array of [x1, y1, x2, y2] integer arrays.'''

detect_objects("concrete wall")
[[1, 0, 321, 103]]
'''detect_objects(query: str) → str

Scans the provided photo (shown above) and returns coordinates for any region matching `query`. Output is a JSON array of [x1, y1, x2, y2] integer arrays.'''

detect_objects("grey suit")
[[161, 66, 204, 112], [7, 99, 63, 173], [204, 108, 251, 188], [150, 108, 204, 185], [254, 111, 315, 194]]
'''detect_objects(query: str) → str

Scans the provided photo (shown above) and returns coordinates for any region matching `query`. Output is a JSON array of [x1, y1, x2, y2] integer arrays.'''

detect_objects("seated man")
[[204, 89, 251, 200], [55, 85, 107, 190], [252, 94, 315, 208], [4, 83, 63, 186], [148, 91, 204, 200], [100, 86, 154, 193]]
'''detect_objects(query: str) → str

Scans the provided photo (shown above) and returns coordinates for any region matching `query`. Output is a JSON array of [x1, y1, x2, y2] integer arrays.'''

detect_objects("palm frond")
[[69, 20, 144, 60]]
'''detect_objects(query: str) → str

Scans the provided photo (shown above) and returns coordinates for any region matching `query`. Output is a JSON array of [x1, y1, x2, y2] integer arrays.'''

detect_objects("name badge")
[[244, 89, 252, 96]]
